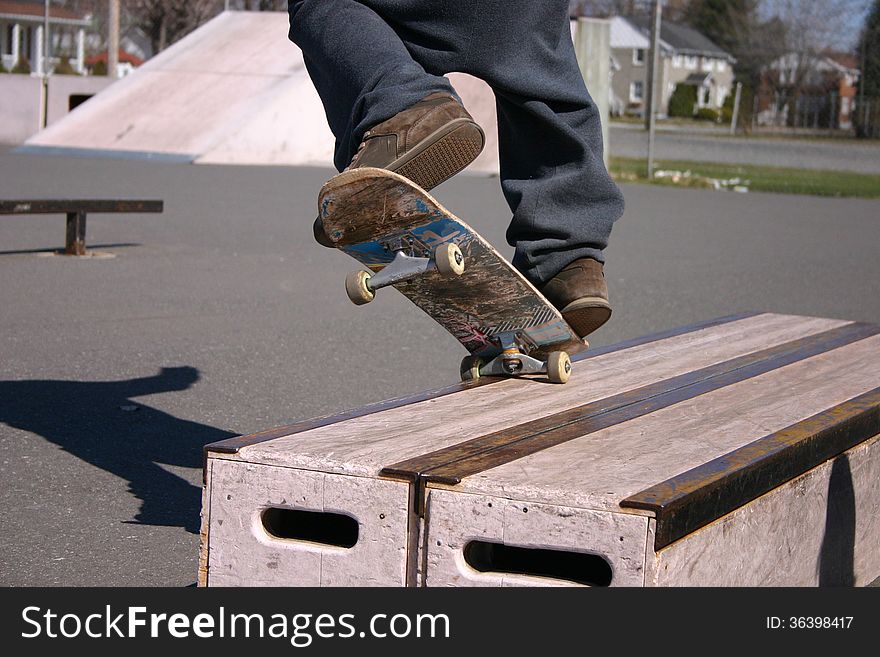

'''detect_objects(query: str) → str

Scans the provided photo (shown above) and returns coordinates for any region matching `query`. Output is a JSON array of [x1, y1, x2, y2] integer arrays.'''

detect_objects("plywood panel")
[[206, 459, 409, 586], [646, 435, 880, 586], [450, 334, 880, 513], [423, 488, 648, 587]]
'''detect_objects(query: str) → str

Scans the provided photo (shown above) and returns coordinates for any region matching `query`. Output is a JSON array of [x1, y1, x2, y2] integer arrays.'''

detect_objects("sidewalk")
[[609, 125, 880, 174]]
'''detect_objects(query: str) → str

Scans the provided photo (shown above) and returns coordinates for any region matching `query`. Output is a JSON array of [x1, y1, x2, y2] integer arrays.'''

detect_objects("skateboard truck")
[[345, 241, 465, 305], [460, 332, 573, 384]]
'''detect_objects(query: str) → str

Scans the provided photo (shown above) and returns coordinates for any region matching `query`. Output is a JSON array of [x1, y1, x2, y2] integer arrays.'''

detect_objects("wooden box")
[[200, 312, 880, 587]]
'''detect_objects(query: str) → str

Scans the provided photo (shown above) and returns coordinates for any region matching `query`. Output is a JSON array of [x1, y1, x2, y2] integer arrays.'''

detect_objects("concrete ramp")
[[24, 11, 500, 173]]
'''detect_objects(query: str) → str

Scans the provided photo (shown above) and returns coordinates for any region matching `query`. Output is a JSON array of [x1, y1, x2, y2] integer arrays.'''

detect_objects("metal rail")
[[0, 199, 164, 255]]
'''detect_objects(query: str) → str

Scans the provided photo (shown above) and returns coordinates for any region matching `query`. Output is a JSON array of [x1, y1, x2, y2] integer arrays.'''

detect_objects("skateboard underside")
[[319, 169, 585, 363]]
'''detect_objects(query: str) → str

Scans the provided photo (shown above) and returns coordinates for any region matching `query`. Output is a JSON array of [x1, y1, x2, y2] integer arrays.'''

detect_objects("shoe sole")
[[314, 119, 485, 248], [560, 297, 612, 339], [390, 119, 485, 191]]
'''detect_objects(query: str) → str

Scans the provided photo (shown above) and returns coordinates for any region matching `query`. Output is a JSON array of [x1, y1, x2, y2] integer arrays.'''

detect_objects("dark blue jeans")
[[288, 0, 624, 286]]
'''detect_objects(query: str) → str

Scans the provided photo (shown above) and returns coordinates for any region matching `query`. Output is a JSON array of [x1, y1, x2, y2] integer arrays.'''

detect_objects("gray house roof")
[[610, 15, 651, 49], [626, 16, 735, 62]]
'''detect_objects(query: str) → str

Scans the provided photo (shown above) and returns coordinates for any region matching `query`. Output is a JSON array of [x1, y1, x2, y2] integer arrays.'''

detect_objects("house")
[[609, 16, 736, 117], [608, 14, 650, 116], [759, 52, 861, 129], [0, 0, 91, 74]]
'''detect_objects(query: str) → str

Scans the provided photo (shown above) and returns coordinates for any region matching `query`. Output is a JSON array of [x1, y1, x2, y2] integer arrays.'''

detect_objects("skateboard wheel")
[[345, 270, 375, 305], [460, 355, 483, 382], [547, 351, 572, 384], [435, 242, 465, 277]]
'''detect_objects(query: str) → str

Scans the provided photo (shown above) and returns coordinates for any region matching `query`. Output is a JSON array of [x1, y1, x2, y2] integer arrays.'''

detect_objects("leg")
[[495, 86, 624, 287], [477, 9, 624, 288], [288, 0, 455, 170], [342, 1, 622, 288]]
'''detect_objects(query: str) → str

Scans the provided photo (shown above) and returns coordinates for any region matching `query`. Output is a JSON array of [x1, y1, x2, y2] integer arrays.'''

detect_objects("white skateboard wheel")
[[345, 270, 375, 305], [460, 355, 483, 382], [435, 242, 465, 277], [547, 351, 572, 384]]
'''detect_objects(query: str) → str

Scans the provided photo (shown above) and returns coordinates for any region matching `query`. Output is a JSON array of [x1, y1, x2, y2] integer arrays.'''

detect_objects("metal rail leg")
[[65, 211, 87, 256]]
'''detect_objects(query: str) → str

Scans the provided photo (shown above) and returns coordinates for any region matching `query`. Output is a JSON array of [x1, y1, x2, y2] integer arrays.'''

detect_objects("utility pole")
[[109, 0, 120, 79], [645, 0, 662, 179], [859, 21, 867, 136], [41, 0, 49, 128], [730, 82, 743, 136]]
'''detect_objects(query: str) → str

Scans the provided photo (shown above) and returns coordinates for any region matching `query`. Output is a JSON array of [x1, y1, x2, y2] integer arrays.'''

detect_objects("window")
[[4, 25, 14, 56], [685, 55, 698, 70], [716, 61, 726, 73], [633, 48, 646, 65], [702, 58, 712, 72], [673, 54, 684, 68], [630, 81, 644, 102]]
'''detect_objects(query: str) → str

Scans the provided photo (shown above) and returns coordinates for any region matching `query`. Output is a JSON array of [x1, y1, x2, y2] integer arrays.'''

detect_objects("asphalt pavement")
[[610, 124, 880, 174], [1, 150, 879, 585]]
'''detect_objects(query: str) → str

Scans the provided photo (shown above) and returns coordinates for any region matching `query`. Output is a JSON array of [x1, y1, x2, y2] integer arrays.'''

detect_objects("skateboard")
[[317, 168, 587, 383]]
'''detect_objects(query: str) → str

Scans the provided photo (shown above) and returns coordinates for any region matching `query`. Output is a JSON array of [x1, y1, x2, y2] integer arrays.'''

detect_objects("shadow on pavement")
[[0, 243, 141, 256], [0, 366, 236, 533]]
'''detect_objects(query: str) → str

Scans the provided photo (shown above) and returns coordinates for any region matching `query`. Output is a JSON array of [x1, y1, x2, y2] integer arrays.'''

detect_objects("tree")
[[856, 0, 880, 137], [54, 56, 79, 76], [128, 1, 223, 54], [684, 0, 756, 55], [12, 56, 31, 75], [762, 0, 863, 91], [859, 0, 880, 98], [124, 0, 286, 54], [568, 0, 689, 19], [668, 83, 697, 117], [683, 0, 784, 87], [569, 1, 650, 18], [239, 0, 287, 9]]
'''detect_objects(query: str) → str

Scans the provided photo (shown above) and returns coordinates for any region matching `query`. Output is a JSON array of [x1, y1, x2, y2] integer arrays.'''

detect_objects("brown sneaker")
[[314, 92, 485, 247], [540, 258, 612, 339]]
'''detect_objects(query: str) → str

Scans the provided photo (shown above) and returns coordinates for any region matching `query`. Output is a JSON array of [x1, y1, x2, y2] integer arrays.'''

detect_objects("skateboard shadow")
[[0, 366, 236, 533], [817, 454, 856, 587]]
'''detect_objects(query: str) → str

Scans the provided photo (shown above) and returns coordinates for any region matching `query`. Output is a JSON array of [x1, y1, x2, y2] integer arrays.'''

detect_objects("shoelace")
[[344, 130, 375, 171]]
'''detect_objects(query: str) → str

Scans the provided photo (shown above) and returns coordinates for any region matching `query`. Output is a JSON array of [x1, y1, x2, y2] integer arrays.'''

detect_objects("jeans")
[[288, 0, 624, 286]]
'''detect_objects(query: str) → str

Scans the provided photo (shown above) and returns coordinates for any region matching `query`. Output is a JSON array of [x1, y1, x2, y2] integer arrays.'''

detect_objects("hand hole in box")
[[463, 540, 612, 587], [261, 507, 359, 549]]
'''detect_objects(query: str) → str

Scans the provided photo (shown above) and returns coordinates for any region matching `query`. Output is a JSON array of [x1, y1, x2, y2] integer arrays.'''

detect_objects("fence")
[[751, 90, 880, 138]]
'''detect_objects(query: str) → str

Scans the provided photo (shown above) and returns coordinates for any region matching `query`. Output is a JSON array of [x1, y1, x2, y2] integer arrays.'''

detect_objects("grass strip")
[[610, 156, 880, 198]]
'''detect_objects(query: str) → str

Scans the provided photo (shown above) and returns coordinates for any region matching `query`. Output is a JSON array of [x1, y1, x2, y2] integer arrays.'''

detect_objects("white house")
[[609, 15, 736, 117], [609, 15, 651, 115], [0, 0, 91, 74]]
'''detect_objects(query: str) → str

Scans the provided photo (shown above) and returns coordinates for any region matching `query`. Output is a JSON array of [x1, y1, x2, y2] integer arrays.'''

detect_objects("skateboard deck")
[[318, 168, 586, 380]]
